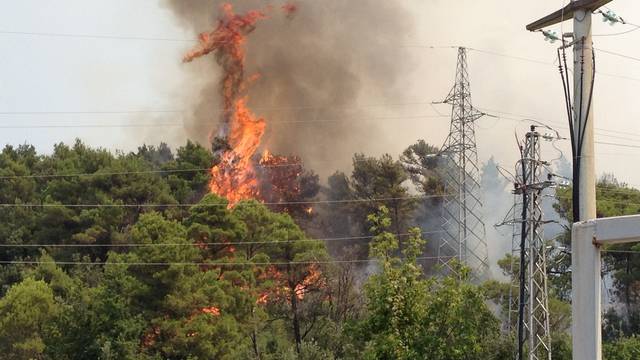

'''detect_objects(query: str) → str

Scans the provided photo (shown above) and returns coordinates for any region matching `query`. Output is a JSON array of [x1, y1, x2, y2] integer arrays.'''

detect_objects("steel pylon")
[[436, 47, 489, 278], [513, 127, 552, 360]]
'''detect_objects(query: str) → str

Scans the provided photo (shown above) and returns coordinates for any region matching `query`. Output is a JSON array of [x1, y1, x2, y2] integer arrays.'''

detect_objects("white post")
[[572, 215, 640, 360], [571, 221, 601, 360], [571, 7, 599, 360], [572, 8, 597, 222]]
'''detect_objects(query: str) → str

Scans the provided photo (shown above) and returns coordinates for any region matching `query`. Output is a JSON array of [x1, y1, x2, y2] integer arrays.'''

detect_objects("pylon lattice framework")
[[436, 47, 489, 277], [513, 127, 552, 360], [508, 194, 523, 333]]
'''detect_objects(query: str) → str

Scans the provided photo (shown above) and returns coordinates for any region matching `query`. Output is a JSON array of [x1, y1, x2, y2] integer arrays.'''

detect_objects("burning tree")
[[183, 3, 314, 210], [257, 151, 320, 219], [183, 3, 268, 205]]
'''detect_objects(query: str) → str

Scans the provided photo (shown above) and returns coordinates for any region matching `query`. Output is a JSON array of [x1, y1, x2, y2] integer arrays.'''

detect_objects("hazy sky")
[[2, 0, 640, 187]]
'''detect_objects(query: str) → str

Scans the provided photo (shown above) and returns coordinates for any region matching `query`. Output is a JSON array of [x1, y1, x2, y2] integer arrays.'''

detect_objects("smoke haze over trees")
[[161, 0, 416, 175]]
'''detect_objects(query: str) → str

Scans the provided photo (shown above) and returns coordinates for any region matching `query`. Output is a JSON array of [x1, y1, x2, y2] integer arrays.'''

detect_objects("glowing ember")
[[282, 3, 298, 18], [257, 151, 319, 216], [256, 293, 269, 305], [294, 265, 323, 300], [201, 306, 221, 316]]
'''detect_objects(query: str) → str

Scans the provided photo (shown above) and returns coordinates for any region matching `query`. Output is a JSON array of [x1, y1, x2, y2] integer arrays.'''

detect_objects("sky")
[[1, 0, 640, 188]]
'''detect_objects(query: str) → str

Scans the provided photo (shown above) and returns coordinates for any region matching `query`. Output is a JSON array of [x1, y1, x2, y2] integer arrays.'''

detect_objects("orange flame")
[[282, 3, 298, 18], [201, 306, 221, 316], [184, 3, 297, 206], [295, 265, 323, 300], [256, 293, 269, 305]]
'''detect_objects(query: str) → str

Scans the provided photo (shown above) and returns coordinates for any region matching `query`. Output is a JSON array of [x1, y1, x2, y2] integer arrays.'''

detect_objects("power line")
[[478, 107, 640, 143], [0, 230, 447, 248], [593, 23, 640, 38], [595, 141, 640, 149], [601, 250, 640, 255], [0, 30, 196, 42], [0, 154, 398, 180], [595, 48, 640, 64], [0, 102, 439, 117], [556, 196, 640, 208], [467, 47, 554, 66], [0, 123, 184, 129], [0, 110, 185, 115], [0, 255, 449, 267], [0, 115, 447, 129], [0, 194, 447, 208]]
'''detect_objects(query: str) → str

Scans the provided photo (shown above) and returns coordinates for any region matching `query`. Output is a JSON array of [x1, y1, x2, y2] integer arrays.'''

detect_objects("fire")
[[201, 306, 221, 316], [257, 150, 319, 216], [184, 3, 298, 206], [282, 3, 298, 18], [256, 293, 269, 305], [294, 265, 323, 300]]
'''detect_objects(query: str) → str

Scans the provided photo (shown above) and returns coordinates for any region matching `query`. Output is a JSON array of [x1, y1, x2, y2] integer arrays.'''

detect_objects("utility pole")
[[436, 47, 489, 279], [527, 1, 610, 359], [513, 126, 553, 360]]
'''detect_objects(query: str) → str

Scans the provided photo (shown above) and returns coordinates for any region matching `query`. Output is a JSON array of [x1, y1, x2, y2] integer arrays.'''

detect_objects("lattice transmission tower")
[[435, 47, 489, 278], [512, 126, 553, 360], [507, 193, 523, 333]]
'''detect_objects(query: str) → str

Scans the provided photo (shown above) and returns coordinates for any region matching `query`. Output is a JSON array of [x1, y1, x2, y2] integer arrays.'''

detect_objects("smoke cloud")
[[161, 0, 415, 175]]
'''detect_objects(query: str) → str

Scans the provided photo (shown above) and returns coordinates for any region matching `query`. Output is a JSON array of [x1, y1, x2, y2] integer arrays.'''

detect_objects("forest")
[[1, 139, 639, 359]]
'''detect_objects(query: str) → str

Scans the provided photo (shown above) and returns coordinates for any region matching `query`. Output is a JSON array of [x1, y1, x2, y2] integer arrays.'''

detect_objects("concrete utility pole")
[[526, 1, 611, 360]]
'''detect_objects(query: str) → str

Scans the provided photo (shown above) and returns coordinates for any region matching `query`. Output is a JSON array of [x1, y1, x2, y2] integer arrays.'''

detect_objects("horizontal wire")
[[601, 250, 640, 254], [0, 115, 447, 129], [595, 141, 640, 149], [0, 194, 447, 208], [466, 47, 554, 66], [0, 230, 446, 248], [0, 30, 196, 42], [0, 157, 379, 180], [596, 47, 640, 64], [0, 255, 449, 267], [0, 168, 213, 179], [0, 110, 185, 115], [593, 24, 640, 37], [0, 123, 184, 129], [479, 107, 640, 145], [556, 196, 640, 208], [0, 102, 435, 116]]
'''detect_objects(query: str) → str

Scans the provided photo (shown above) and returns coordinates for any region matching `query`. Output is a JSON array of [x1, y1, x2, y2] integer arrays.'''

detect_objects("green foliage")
[[603, 336, 640, 360], [0, 140, 521, 359], [355, 206, 500, 360], [554, 175, 640, 342], [0, 278, 60, 359], [399, 140, 443, 196]]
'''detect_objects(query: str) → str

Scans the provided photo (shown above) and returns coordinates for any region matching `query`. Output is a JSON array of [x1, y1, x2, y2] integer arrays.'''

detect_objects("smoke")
[[480, 157, 513, 278], [161, 0, 415, 175]]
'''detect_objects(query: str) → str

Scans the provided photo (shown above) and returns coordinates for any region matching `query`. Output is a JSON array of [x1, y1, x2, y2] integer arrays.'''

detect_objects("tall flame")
[[184, 3, 270, 205]]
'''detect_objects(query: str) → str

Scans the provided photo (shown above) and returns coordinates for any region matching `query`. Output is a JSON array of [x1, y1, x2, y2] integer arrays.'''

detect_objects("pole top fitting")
[[526, 0, 612, 31]]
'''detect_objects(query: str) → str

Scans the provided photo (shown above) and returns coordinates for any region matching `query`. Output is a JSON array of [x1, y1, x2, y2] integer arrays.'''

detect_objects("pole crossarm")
[[575, 215, 640, 245], [526, 0, 612, 31]]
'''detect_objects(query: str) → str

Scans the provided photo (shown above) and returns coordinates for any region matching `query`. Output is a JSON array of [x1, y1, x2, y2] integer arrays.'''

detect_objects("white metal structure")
[[572, 215, 640, 360]]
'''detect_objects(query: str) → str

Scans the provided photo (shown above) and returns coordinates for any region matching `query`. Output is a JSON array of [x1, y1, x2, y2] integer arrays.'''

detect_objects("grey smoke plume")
[[161, 0, 415, 175]]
